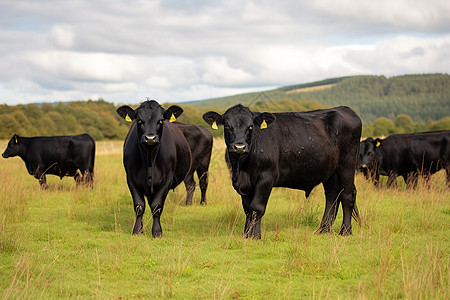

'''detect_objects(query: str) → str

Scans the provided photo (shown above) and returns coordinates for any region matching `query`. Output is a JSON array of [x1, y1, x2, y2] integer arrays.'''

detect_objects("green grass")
[[1, 140, 449, 299]]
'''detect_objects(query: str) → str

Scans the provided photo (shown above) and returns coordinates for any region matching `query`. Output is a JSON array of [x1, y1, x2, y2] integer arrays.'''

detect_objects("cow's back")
[[241, 106, 361, 191], [380, 130, 450, 174], [174, 122, 212, 168]]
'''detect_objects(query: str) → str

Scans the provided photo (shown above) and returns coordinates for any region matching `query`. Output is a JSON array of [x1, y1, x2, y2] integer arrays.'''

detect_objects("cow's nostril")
[[233, 143, 247, 154], [144, 135, 158, 145]]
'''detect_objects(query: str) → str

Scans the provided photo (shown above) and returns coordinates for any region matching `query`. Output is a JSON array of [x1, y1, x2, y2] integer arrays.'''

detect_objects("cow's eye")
[[159, 119, 164, 124], [137, 120, 143, 125]]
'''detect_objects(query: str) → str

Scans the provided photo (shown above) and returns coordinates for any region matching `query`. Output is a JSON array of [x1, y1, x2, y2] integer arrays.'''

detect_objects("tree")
[[372, 117, 396, 137], [395, 114, 414, 133]]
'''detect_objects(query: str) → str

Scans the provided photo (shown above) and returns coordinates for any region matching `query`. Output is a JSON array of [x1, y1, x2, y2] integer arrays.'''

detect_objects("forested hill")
[[189, 73, 450, 122], [0, 74, 449, 140]]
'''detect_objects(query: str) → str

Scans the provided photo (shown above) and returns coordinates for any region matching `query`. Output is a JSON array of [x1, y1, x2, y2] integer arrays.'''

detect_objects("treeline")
[[0, 98, 448, 141], [0, 100, 130, 140], [362, 114, 450, 138]]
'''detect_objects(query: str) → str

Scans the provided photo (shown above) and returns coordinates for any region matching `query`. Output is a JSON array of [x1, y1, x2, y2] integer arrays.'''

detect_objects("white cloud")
[[49, 24, 75, 48], [0, 0, 449, 105]]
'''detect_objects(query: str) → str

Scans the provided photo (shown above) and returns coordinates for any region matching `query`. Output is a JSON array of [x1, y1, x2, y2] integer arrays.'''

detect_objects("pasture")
[[0, 139, 448, 299]]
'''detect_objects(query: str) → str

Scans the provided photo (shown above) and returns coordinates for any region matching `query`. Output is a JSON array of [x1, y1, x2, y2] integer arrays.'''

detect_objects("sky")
[[0, 0, 449, 105]]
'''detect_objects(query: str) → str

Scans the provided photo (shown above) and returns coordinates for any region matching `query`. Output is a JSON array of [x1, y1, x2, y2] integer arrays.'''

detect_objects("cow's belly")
[[276, 167, 335, 190], [275, 147, 338, 189]]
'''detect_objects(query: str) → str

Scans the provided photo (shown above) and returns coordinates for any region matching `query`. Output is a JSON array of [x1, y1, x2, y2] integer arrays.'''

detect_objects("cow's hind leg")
[[197, 166, 208, 205], [337, 169, 358, 236], [183, 173, 195, 205], [319, 173, 340, 233]]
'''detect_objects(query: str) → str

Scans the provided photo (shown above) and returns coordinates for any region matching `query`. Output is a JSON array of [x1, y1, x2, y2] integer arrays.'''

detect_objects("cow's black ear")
[[254, 112, 275, 130], [164, 105, 183, 122], [202, 111, 223, 130], [374, 138, 382, 148], [117, 106, 135, 122]]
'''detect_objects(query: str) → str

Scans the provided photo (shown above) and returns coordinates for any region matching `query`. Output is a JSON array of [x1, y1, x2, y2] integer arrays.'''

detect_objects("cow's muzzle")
[[230, 143, 248, 155], [142, 135, 159, 146]]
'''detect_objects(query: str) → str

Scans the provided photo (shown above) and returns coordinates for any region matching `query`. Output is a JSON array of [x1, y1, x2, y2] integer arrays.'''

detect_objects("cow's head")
[[2, 134, 20, 158], [117, 100, 183, 146], [203, 104, 275, 155], [359, 137, 382, 169]]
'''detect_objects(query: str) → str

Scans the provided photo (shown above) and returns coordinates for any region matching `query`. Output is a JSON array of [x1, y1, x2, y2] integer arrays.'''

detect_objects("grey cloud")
[[0, 0, 449, 105]]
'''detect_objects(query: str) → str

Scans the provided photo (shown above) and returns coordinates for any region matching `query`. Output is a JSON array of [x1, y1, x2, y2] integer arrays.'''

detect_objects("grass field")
[[0, 139, 449, 299]]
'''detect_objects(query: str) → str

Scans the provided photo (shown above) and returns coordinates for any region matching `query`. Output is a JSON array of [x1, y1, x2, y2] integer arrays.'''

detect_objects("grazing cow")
[[359, 131, 450, 188], [2, 134, 95, 189], [203, 104, 362, 238], [174, 122, 213, 205], [117, 100, 192, 237]]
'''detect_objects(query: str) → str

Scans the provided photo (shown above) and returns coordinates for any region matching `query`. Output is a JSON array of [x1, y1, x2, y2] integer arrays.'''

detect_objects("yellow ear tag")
[[212, 121, 218, 130], [15, 137, 18, 143], [376, 141, 381, 147], [125, 114, 132, 123], [260, 120, 268, 129], [169, 113, 176, 123]]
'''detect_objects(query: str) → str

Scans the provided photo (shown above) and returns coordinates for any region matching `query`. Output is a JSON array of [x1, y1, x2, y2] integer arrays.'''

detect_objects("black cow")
[[359, 131, 450, 188], [174, 122, 213, 205], [203, 105, 362, 238], [117, 100, 192, 237], [2, 134, 95, 189]]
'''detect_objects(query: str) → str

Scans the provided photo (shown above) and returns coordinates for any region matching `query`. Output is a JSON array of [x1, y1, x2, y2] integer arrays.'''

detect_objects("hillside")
[[0, 74, 449, 140], [189, 74, 450, 122]]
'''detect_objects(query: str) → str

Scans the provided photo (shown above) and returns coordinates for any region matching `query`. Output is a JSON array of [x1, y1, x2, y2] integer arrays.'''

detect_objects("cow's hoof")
[[316, 226, 333, 234], [339, 226, 352, 236], [152, 232, 162, 238]]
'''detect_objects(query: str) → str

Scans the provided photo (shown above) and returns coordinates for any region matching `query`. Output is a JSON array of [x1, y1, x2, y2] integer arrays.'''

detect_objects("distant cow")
[[2, 134, 95, 189], [359, 131, 450, 188], [117, 100, 192, 237], [203, 105, 362, 238], [174, 122, 213, 205]]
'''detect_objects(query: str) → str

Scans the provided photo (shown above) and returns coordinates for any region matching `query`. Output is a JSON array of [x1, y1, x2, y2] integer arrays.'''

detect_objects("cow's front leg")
[[247, 179, 273, 239], [38, 174, 48, 190], [127, 176, 145, 235], [387, 171, 398, 188], [149, 188, 169, 238], [241, 195, 252, 238]]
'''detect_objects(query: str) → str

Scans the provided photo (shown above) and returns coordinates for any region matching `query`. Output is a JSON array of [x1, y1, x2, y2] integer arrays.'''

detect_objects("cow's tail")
[[85, 135, 96, 186], [352, 204, 361, 225], [351, 186, 361, 225], [89, 137, 96, 176]]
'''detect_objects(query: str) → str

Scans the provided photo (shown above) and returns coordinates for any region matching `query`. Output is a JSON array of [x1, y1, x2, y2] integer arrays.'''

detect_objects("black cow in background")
[[117, 100, 192, 237], [173, 122, 212, 205], [2, 134, 95, 189], [359, 131, 450, 188], [203, 105, 362, 238], [359, 137, 379, 181]]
